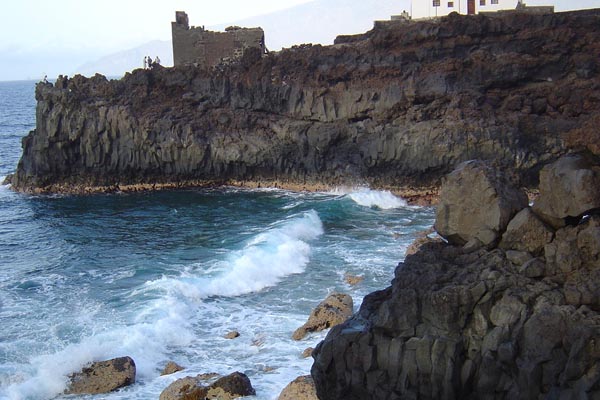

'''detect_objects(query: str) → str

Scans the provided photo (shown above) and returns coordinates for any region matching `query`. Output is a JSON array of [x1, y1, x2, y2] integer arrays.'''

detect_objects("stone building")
[[171, 11, 266, 68]]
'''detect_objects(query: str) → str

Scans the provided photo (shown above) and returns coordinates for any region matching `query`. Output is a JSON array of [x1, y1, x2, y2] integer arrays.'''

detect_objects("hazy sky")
[[1, 0, 599, 81], [0, 0, 315, 81]]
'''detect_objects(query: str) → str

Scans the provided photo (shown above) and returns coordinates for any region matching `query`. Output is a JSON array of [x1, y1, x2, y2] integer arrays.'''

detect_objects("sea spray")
[[145, 210, 324, 299], [0, 186, 435, 400], [329, 187, 409, 209]]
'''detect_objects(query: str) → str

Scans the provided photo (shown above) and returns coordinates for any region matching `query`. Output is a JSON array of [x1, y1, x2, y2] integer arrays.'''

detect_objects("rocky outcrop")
[[65, 356, 136, 395], [311, 155, 600, 399], [159, 371, 255, 400], [9, 9, 600, 194], [434, 160, 528, 249], [161, 361, 185, 376], [292, 292, 353, 340], [278, 375, 318, 400], [532, 154, 600, 227]]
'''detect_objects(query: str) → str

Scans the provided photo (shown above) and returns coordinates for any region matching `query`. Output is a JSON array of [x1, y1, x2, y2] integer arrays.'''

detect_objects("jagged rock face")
[[311, 156, 600, 400], [65, 356, 136, 395], [10, 10, 600, 192]]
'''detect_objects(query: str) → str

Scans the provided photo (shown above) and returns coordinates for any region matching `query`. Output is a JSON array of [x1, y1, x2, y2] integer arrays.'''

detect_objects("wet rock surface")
[[311, 155, 600, 400], [293, 292, 353, 340], [10, 10, 600, 193], [278, 375, 318, 400], [65, 356, 136, 395], [159, 371, 255, 400]]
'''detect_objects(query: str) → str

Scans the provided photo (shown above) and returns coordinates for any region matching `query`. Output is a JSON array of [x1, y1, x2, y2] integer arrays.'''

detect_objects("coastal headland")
[[7, 9, 600, 202]]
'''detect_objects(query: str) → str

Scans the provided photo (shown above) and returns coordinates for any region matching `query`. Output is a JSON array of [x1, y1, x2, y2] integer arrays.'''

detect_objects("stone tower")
[[171, 11, 265, 68]]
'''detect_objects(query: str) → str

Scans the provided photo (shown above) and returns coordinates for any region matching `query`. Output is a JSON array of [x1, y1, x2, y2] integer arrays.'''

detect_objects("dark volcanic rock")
[[9, 10, 600, 193], [532, 154, 600, 227], [434, 160, 528, 248], [311, 156, 600, 400]]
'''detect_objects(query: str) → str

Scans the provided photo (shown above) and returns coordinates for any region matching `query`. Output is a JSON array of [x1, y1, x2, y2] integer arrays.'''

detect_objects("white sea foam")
[[147, 210, 324, 299], [1, 294, 195, 400], [330, 187, 408, 209], [0, 176, 9, 192]]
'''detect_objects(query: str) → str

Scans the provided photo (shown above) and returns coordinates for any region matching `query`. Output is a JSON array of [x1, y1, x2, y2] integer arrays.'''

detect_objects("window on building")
[[491, 0, 498, 3], [433, 0, 440, 6], [448, 1, 454, 7], [480, 0, 486, 5]]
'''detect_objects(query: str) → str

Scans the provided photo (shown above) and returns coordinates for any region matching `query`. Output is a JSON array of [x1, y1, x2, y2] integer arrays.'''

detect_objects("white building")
[[411, 0, 519, 19]]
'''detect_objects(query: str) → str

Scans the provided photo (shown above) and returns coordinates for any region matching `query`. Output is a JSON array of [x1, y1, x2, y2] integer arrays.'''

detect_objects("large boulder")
[[278, 375, 318, 400], [532, 155, 600, 227], [293, 293, 353, 340], [65, 356, 136, 395], [435, 160, 528, 248], [499, 207, 554, 255], [160, 371, 255, 400]]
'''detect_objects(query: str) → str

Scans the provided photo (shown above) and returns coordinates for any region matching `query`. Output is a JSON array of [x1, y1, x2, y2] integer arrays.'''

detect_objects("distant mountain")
[[73, 0, 410, 78]]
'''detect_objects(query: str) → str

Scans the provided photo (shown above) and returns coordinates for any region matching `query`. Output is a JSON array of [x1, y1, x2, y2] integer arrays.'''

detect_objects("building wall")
[[411, 0, 518, 19], [172, 11, 265, 68]]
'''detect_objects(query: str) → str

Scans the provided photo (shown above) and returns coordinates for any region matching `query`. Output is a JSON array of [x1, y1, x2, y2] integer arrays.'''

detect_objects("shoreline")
[[6, 177, 440, 206]]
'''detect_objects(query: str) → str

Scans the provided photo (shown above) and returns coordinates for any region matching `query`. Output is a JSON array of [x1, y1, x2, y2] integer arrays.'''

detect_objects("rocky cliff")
[[8, 9, 600, 194], [311, 155, 600, 399]]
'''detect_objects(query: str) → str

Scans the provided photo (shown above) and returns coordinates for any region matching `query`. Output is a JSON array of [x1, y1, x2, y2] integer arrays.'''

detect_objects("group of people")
[[143, 56, 161, 69]]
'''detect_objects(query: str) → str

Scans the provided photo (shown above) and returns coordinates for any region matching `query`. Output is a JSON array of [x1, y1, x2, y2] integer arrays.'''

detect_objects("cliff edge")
[[311, 154, 600, 399], [8, 9, 600, 194]]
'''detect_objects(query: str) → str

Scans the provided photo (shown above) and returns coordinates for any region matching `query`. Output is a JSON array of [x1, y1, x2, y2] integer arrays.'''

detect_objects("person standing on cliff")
[[143, 56, 148, 69], [147, 56, 153, 69], [154, 56, 161, 66]]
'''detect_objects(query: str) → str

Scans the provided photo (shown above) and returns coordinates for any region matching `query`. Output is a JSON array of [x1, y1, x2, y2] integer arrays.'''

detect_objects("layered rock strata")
[[9, 9, 600, 194], [311, 156, 600, 399]]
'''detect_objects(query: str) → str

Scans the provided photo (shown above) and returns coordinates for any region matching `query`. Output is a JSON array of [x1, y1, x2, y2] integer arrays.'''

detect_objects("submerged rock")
[[65, 356, 136, 395], [293, 292, 353, 340]]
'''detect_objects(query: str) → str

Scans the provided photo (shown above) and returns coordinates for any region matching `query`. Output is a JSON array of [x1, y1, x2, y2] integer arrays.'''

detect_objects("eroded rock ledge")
[[8, 9, 600, 194], [311, 155, 600, 399]]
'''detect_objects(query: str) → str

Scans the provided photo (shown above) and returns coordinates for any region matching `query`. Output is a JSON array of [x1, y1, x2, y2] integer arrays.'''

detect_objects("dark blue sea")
[[0, 80, 435, 399]]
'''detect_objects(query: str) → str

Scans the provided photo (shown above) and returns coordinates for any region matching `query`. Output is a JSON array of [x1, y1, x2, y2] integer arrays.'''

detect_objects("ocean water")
[[0, 80, 435, 400]]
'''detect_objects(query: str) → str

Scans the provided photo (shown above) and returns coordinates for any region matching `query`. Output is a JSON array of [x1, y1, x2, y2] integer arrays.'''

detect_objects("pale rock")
[[278, 375, 318, 400], [292, 293, 353, 340], [65, 356, 136, 395]]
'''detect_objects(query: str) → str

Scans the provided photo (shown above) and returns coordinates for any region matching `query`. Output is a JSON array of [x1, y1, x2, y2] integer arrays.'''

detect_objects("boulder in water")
[[278, 375, 318, 400], [161, 361, 185, 376], [159, 371, 255, 400], [65, 356, 136, 395], [292, 293, 353, 340]]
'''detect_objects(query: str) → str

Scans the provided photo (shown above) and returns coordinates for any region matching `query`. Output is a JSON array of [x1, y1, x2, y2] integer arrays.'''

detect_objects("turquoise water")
[[0, 80, 435, 400]]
